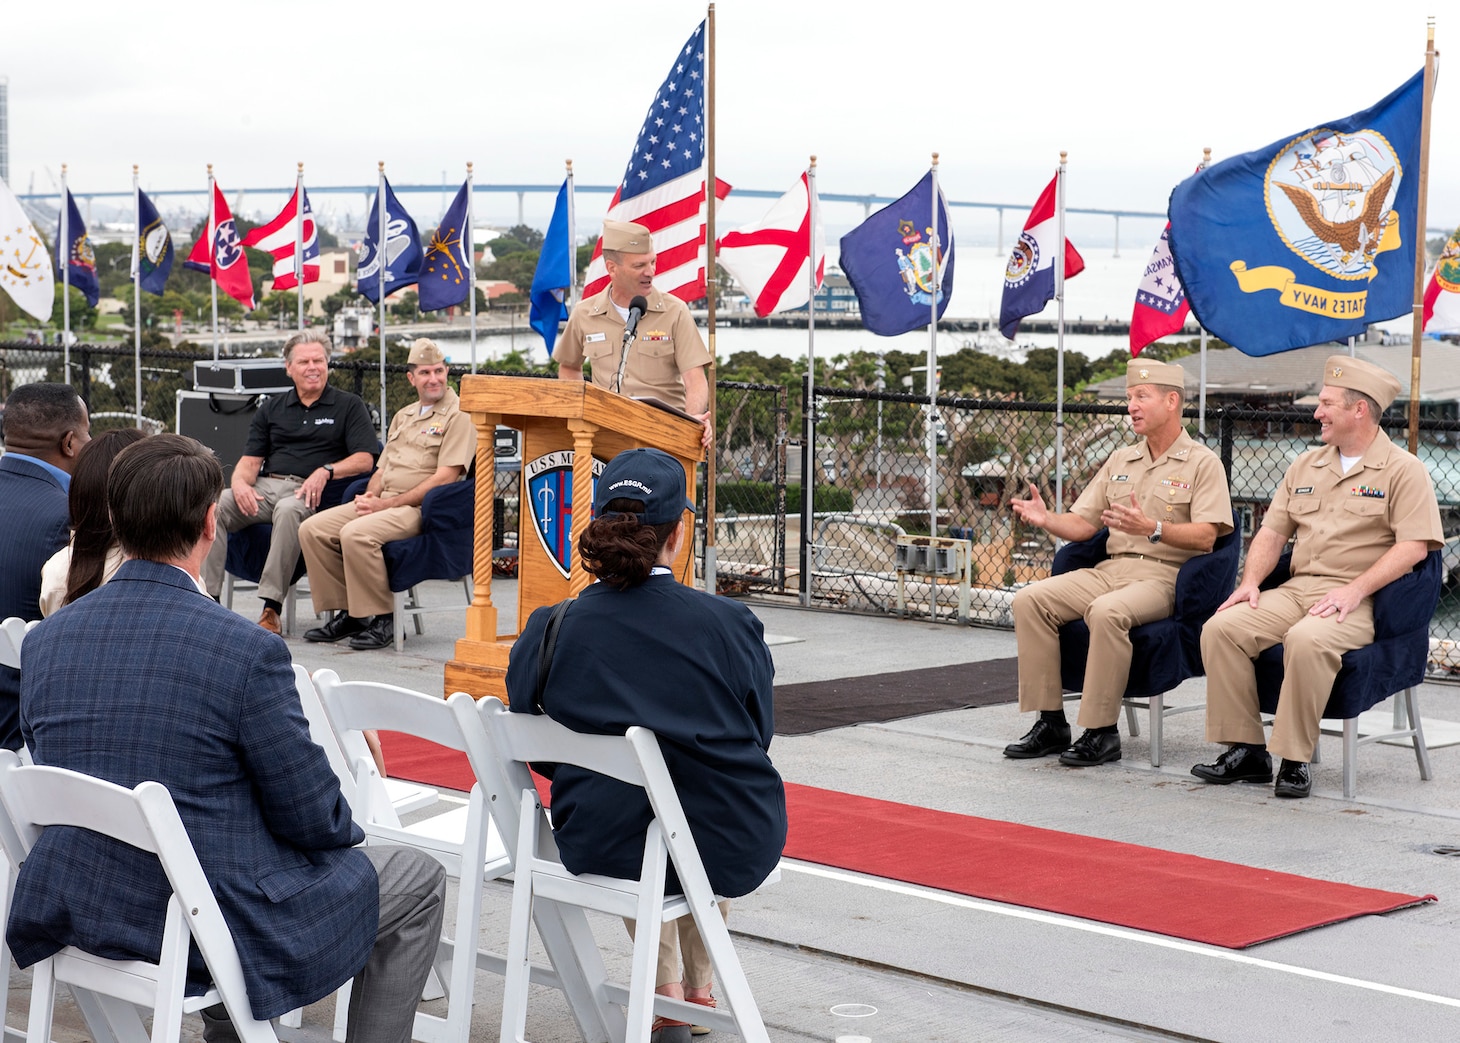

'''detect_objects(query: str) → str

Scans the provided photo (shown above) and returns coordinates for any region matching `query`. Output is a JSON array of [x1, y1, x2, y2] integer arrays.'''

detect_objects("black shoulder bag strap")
[[534, 598, 573, 713]]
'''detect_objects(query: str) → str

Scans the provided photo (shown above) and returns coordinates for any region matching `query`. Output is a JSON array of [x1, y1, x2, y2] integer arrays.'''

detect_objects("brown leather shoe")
[[258, 607, 282, 635]]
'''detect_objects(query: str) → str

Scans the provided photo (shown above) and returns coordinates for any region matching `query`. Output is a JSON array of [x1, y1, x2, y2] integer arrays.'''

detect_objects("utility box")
[[193, 358, 292, 395], [894, 535, 976, 622]]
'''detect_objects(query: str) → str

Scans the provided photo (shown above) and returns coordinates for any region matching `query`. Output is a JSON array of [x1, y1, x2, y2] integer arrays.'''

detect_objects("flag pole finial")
[[207, 163, 213, 176], [931, 152, 939, 168], [565, 159, 573, 172], [61, 163, 67, 175], [297, 161, 303, 175], [466, 161, 473, 175], [378, 161, 384, 173], [809, 154, 817, 169], [132, 164, 138, 176], [1060, 150, 1068, 163], [1203, 147, 1212, 162]]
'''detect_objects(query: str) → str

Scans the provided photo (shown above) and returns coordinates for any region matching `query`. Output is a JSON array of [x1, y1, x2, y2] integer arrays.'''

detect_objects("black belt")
[[265, 473, 308, 482], [1109, 553, 1179, 567]]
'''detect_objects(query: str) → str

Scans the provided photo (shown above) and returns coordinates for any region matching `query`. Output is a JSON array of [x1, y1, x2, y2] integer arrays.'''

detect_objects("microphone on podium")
[[614, 295, 649, 393]]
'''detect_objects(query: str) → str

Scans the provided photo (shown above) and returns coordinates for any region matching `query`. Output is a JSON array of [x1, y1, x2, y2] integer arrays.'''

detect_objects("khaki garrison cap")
[[602, 219, 654, 254], [408, 338, 446, 366], [1323, 355, 1402, 411], [1126, 358, 1186, 390]]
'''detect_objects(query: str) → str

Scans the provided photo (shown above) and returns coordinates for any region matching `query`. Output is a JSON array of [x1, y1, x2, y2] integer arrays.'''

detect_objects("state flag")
[[1129, 224, 1190, 356], [717, 171, 825, 317], [184, 181, 257, 311], [0, 176, 54, 321], [839, 170, 955, 338], [1423, 226, 1460, 333], [134, 187, 174, 296], [999, 174, 1084, 340], [418, 181, 472, 313], [529, 179, 573, 355], [56, 189, 100, 307]]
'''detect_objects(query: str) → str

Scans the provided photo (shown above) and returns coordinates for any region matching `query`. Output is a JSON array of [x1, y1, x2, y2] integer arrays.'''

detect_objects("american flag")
[[582, 19, 730, 303]]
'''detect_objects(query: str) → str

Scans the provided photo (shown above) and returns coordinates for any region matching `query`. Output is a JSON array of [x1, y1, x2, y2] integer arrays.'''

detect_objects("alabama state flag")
[[1000, 175, 1084, 339]]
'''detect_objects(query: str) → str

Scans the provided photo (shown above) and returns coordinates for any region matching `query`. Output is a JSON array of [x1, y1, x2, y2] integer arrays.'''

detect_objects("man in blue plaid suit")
[[7, 434, 445, 1043]]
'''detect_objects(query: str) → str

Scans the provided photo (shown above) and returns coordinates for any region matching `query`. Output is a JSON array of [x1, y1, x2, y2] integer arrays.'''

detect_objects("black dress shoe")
[[1059, 729, 1122, 767], [304, 611, 370, 643], [347, 614, 396, 650], [1274, 759, 1312, 799], [1190, 744, 1273, 785], [1003, 718, 1072, 759]]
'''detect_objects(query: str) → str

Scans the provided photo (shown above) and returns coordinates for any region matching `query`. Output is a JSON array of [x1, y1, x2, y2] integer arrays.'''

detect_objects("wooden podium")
[[445, 375, 703, 702]]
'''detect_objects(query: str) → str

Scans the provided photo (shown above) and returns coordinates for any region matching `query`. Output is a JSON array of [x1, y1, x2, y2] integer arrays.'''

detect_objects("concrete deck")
[[10, 579, 1460, 1041]]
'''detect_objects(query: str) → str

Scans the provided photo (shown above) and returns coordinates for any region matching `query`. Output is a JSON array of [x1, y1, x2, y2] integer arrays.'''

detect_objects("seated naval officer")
[[1004, 358, 1233, 767], [1193, 356, 1443, 799]]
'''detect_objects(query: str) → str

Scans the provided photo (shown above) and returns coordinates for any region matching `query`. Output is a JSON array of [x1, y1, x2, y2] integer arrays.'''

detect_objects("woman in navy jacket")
[[507, 447, 785, 1043]]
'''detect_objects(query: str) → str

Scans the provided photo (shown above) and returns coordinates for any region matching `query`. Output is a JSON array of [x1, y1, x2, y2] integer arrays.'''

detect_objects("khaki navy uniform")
[[1013, 429, 1233, 728], [556, 287, 710, 412], [1201, 430, 1442, 761], [299, 386, 476, 619]]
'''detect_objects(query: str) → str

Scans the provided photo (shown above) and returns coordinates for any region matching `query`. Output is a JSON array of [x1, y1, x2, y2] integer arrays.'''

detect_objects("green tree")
[[576, 242, 595, 278], [487, 236, 527, 258], [389, 291, 420, 322], [94, 241, 135, 298], [506, 224, 544, 250], [322, 285, 359, 321], [482, 251, 539, 295]]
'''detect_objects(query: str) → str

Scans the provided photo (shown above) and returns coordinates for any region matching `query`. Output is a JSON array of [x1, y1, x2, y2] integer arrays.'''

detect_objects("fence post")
[[1219, 407, 1235, 481], [799, 373, 813, 604], [77, 346, 92, 411]]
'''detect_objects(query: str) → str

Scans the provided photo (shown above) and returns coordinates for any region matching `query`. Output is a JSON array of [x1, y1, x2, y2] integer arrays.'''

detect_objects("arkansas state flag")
[[241, 185, 319, 290], [717, 171, 825, 317], [185, 182, 256, 310], [1000, 174, 1084, 339], [1130, 224, 1190, 355], [1423, 226, 1460, 333]]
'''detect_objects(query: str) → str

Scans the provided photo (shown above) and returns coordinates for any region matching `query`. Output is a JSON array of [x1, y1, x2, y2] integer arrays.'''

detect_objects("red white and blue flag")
[[1129, 224, 1189, 356], [999, 175, 1083, 339], [184, 181, 256, 311], [717, 171, 824, 317], [241, 185, 319, 290], [581, 20, 730, 303], [1423, 226, 1460, 333]]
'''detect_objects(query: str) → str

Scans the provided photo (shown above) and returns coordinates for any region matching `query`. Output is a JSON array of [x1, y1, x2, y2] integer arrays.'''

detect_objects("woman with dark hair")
[[506, 447, 786, 1043], [38, 427, 148, 615]]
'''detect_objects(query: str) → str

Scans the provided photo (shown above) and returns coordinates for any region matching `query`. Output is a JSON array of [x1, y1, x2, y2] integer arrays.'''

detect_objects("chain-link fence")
[[708, 380, 791, 596]]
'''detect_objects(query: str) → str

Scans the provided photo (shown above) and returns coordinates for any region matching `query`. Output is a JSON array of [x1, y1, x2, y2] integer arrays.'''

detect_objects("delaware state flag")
[[1000, 175, 1084, 339], [1168, 71, 1422, 356]]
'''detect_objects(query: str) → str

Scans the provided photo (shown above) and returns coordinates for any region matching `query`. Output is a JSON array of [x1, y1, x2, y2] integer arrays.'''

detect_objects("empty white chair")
[[0, 748, 276, 1043], [480, 700, 773, 1043]]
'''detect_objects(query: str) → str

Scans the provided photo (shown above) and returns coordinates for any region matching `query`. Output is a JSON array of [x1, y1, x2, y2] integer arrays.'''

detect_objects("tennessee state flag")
[[184, 182, 256, 310], [999, 175, 1084, 339]]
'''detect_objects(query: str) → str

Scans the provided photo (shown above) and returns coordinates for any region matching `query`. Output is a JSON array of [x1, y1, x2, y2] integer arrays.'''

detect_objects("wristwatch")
[[1148, 520, 1163, 544], [322, 464, 335, 478]]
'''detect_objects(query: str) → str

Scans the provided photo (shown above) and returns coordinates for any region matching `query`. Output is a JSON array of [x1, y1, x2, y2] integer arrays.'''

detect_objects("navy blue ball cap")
[[594, 447, 695, 525]]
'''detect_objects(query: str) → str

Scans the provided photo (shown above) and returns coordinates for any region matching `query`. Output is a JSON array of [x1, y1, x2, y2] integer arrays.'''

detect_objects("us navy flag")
[[1168, 72, 1422, 357], [839, 171, 955, 337], [357, 176, 423, 304]]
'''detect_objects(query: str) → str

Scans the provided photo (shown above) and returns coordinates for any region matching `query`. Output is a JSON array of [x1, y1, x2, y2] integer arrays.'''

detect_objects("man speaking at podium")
[[556, 219, 713, 447]]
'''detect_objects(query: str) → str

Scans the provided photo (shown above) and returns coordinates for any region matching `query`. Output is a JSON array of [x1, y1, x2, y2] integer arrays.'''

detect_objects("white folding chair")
[[0, 749, 276, 1043], [480, 700, 774, 1043], [315, 670, 511, 1043], [0, 616, 38, 671]]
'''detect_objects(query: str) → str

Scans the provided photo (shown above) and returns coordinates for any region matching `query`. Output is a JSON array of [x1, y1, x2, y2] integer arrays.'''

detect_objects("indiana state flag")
[[1168, 71, 1423, 357], [56, 189, 100, 306], [357, 176, 423, 303], [134, 188, 174, 295], [839, 171, 955, 337], [529, 180, 572, 355], [418, 181, 472, 313]]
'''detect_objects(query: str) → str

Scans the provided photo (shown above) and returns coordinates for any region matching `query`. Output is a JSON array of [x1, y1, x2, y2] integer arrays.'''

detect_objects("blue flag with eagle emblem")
[[839, 171, 955, 337], [1167, 71, 1422, 357]]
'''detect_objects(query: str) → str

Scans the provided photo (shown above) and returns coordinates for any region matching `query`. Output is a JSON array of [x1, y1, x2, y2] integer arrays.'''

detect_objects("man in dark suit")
[[8, 434, 446, 1043], [0, 382, 90, 750]]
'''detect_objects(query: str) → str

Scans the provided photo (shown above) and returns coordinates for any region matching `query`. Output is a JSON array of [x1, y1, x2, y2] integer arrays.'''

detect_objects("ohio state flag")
[[184, 181, 256, 310]]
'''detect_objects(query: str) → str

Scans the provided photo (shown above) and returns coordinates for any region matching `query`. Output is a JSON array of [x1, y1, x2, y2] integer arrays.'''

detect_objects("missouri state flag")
[[1168, 71, 1422, 356], [1423, 226, 1460, 333], [184, 181, 256, 311], [839, 170, 954, 337], [999, 174, 1083, 339], [717, 170, 825, 317], [1129, 224, 1189, 356], [241, 184, 319, 290]]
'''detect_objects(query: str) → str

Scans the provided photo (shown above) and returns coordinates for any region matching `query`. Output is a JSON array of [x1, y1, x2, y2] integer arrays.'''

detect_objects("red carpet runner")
[[378, 733, 1435, 949]]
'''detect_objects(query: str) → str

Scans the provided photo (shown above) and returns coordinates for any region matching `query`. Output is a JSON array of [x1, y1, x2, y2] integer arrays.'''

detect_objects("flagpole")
[[1198, 147, 1211, 438], [61, 164, 71, 382], [928, 152, 941, 538], [1054, 151, 1067, 514], [295, 162, 305, 333], [1407, 19, 1437, 456], [208, 164, 220, 365], [377, 161, 388, 444], [132, 164, 143, 426], [703, 1, 718, 595], [467, 161, 477, 373], [802, 156, 817, 609], [566, 159, 577, 310]]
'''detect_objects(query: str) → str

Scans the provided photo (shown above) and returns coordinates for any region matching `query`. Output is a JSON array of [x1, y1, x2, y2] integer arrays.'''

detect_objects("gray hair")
[[282, 329, 331, 362]]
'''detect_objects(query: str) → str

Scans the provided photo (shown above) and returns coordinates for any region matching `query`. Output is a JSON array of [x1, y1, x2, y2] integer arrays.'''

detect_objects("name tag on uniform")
[[585, 332, 606, 343], [1111, 475, 1129, 482], [1295, 486, 1314, 495]]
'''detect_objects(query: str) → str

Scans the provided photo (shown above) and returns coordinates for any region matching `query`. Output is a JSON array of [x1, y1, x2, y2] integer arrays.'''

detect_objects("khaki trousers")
[[1200, 575, 1374, 762], [626, 901, 730, 989], [1011, 557, 1179, 728], [202, 476, 312, 604], [299, 501, 423, 619]]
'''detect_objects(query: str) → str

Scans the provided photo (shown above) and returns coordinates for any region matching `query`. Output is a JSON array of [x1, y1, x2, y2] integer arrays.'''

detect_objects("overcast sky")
[[4, 0, 1457, 241]]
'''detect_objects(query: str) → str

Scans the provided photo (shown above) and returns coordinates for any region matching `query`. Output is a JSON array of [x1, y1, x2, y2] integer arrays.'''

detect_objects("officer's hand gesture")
[[1010, 484, 1048, 528], [1101, 493, 1153, 538]]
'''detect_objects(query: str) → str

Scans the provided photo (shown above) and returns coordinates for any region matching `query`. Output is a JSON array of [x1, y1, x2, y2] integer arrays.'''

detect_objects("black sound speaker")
[[175, 390, 262, 482]]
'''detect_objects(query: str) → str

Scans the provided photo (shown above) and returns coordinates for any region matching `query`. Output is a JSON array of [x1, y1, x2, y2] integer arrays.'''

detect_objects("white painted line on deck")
[[779, 860, 1460, 1009]]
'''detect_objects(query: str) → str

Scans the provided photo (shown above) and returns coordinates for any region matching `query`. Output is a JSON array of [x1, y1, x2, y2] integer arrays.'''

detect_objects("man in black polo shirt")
[[202, 331, 377, 633]]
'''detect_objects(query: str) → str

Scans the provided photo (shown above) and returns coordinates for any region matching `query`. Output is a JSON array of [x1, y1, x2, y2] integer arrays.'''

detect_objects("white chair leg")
[[393, 590, 406, 653], [1403, 687, 1434, 782], [222, 573, 235, 611], [412, 586, 425, 636], [1124, 700, 1140, 737], [25, 955, 58, 1043], [284, 584, 297, 636], [1343, 718, 1359, 799], [1148, 694, 1164, 768]]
